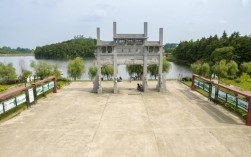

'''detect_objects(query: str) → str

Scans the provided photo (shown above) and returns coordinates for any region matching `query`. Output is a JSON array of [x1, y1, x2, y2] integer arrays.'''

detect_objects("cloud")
[[241, 0, 250, 7]]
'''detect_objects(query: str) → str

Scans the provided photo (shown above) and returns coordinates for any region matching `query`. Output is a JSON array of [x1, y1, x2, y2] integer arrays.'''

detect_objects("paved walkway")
[[0, 81, 251, 157]]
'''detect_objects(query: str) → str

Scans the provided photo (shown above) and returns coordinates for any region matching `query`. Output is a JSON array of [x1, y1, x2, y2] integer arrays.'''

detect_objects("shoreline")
[[0, 53, 34, 56]]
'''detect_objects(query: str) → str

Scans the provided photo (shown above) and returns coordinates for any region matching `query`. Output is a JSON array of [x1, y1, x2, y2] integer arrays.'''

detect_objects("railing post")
[[32, 83, 37, 104], [53, 78, 57, 93], [246, 96, 251, 126], [191, 74, 196, 90]]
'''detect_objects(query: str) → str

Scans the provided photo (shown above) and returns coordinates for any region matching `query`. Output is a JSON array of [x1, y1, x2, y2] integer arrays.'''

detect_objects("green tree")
[[212, 60, 228, 83], [190, 62, 210, 78], [67, 57, 85, 80], [19, 60, 32, 81], [34, 62, 53, 80], [101, 65, 113, 80], [52, 64, 62, 78], [34, 36, 96, 59], [20, 69, 32, 81], [30, 61, 61, 80], [88, 65, 97, 80], [174, 31, 251, 65], [236, 73, 250, 83], [0, 62, 17, 81], [190, 63, 200, 75], [126, 65, 143, 80], [200, 63, 210, 78], [227, 60, 239, 78], [240, 62, 251, 75], [147, 65, 158, 79], [211, 46, 234, 63], [0, 46, 32, 54], [148, 56, 171, 79]]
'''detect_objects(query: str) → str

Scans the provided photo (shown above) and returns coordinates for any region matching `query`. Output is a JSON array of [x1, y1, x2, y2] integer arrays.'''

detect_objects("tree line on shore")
[[34, 36, 96, 59], [171, 31, 251, 83], [174, 31, 251, 65], [0, 46, 33, 54]]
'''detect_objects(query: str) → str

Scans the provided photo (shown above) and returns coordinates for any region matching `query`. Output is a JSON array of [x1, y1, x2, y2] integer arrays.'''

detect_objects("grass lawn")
[[221, 79, 251, 91], [0, 83, 26, 94], [183, 81, 192, 87], [0, 84, 13, 93]]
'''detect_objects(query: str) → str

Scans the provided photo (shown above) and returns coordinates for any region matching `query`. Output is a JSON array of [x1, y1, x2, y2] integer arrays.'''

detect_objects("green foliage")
[[211, 46, 234, 63], [0, 62, 17, 81], [67, 57, 85, 80], [30, 61, 61, 80], [57, 77, 72, 84], [148, 57, 171, 79], [126, 65, 143, 80], [0, 46, 32, 54], [34, 36, 96, 59], [163, 56, 171, 73], [226, 60, 239, 77], [183, 80, 192, 87], [240, 62, 251, 75], [236, 73, 250, 83], [0, 103, 27, 122], [212, 60, 228, 80], [55, 78, 72, 89], [20, 69, 32, 81], [164, 43, 178, 49], [200, 63, 210, 78], [0, 85, 11, 92], [57, 81, 64, 89], [101, 65, 113, 80], [190, 62, 210, 78], [88, 65, 97, 80], [216, 98, 247, 120], [32, 62, 52, 79], [190, 63, 200, 75], [164, 43, 178, 53], [147, 65, 158, 79], [174, 31, 251, 65], [19, 60, 32, 81], [221, 77, 251, 91], [52, 64, 62, 78]]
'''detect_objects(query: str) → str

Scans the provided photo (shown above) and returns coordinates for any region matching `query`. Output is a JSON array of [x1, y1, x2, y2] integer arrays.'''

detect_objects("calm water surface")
[[0, 56, 192, 80]]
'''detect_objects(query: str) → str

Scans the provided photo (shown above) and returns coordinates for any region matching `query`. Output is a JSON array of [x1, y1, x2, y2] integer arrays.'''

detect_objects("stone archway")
[[93, 22, 165, 94]]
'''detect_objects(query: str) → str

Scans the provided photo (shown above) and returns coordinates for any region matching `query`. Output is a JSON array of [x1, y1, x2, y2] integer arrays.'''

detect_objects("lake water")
[[0, 56, 192, 80]]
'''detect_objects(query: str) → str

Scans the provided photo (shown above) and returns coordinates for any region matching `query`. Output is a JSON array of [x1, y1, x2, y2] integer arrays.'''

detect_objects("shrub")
[[57, 77, 71, 85], [57, 81, 64, 89], [182, 77, 192, 81]]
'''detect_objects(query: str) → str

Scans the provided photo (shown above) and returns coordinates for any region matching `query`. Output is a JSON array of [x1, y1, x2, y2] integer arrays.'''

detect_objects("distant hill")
[[0, 46, 33, 54], [164, 43, 178, 54], [164, 43, 178, 50], [34, 36, 96, 59]]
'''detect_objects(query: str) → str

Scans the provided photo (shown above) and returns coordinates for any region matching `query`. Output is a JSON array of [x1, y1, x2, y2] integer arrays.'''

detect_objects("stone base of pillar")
[[142, 76, 148, 92], [156, 74, 166, 92], [114, 87, 118, 94], [114, 77, 118, 94], [93, 75, 102, 94], [98, 88, 102, 94]]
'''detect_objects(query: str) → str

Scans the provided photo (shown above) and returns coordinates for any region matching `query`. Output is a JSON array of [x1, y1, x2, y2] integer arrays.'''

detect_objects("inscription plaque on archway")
[[93, 22, 166, 93]]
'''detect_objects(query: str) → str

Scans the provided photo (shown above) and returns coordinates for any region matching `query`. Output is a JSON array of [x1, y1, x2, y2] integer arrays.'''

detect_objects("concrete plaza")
[[0, 81, 251, 157]]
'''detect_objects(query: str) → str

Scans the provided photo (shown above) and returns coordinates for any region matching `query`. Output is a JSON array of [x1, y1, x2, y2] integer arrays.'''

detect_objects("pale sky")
[[0, 0, 251, 49]]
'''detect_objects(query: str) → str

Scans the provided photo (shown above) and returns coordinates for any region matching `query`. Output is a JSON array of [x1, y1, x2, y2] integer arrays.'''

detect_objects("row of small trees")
[[0, 57, 86, 84], [191, 60, 251, 83], [0, 56, 172, 84], [88, 56, 171, 80]]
